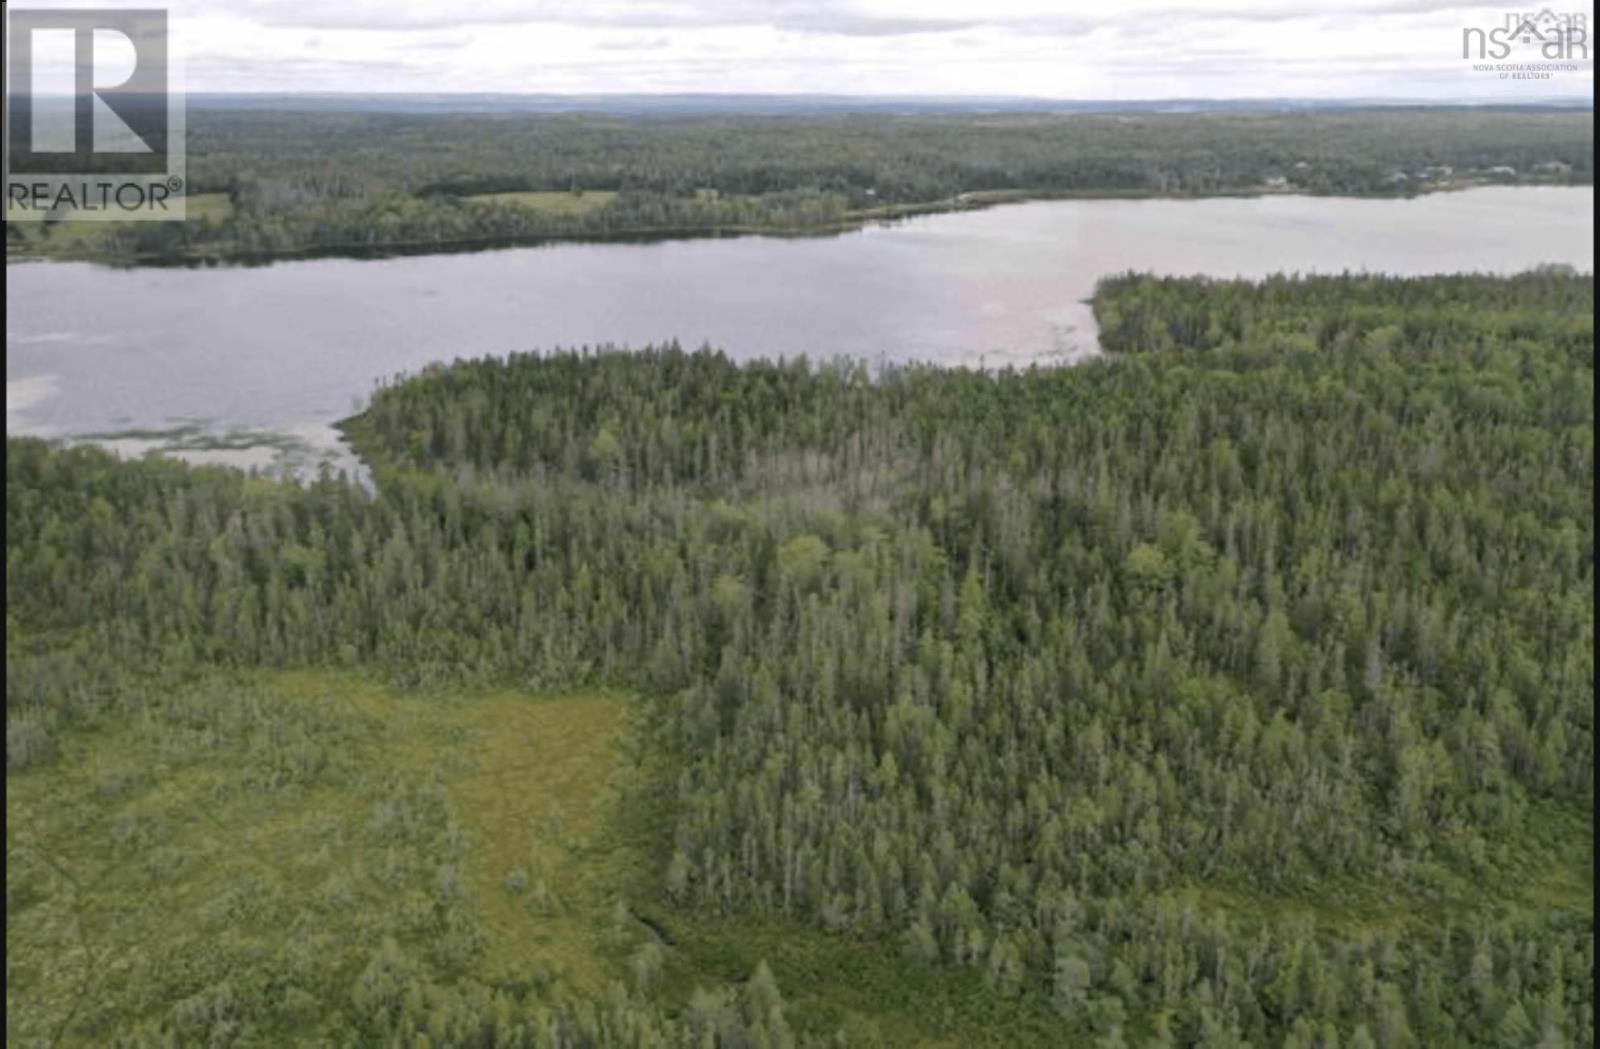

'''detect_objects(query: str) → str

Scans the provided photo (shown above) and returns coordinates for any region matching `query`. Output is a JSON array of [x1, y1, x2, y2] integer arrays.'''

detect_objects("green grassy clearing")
[[460, 190, 618, 216], [7, 192, 233, 254], [5, 671, 632, 1045]]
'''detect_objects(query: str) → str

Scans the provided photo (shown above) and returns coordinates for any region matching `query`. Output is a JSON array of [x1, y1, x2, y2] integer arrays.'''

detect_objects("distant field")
[[5, 190, 232, 223], [7, 192, 233, 253], [184, 192, 235, 222], [461, 189, 618, 216]]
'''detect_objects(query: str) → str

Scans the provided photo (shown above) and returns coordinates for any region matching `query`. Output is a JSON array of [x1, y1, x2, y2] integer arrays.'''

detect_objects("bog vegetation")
[[5, 108, 1593, 261], [6, 271, 1594, 1046]]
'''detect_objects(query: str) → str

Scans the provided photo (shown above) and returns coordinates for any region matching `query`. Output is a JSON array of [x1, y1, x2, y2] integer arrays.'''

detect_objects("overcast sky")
[[13, 0, 1596, 99]]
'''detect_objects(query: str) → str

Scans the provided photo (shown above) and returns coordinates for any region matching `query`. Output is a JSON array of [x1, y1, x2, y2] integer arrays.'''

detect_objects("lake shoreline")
[[9, 187, 1592, 479], [7, 178, 1584, 269]]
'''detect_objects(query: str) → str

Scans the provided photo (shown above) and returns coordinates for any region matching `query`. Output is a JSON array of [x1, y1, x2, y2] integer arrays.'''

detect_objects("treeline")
[[67, 187, 864, 261], [182, 109, 1597, 200], [7, 272, 1593, 1044], [8, 108, 1593, 260]]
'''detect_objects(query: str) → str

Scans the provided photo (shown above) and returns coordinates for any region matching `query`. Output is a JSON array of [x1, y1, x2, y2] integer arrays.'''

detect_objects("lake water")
[[6, 186, 1594, 476]]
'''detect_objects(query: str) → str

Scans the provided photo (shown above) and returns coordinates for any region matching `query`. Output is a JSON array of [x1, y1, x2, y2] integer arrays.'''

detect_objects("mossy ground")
[[5, 671, 631, 1044]]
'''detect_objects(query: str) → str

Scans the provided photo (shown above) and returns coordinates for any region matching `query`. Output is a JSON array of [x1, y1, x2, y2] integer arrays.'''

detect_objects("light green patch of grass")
[[461, 189, 618, 216], [448, 690, 630, 992], [7, 675, 402, 1044], [182, 192, 234, 223], [6, 670, 635, 1044], [7, 211, 115, 250], [6, 192, 233, 255], [267, 672, 636, 992]]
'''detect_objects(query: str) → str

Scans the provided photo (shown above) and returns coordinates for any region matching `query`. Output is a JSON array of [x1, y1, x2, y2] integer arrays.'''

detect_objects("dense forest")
[[6, 107, 1593, 261], [7, 271, 1594, 1045]]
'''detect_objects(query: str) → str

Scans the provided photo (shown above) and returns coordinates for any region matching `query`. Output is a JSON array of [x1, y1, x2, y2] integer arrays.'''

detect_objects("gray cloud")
[[185, 52, 447, 88], [162, 1, 1594, 97], [225, 0, 1504, 36], [594, 34, 674, 51]]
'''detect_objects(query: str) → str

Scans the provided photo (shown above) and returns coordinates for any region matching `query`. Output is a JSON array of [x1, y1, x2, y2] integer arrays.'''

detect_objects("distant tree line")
[[6, 108, 1592, 260]]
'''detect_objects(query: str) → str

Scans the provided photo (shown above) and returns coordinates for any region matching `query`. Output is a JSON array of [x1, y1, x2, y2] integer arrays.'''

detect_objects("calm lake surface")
[[7, 186, 1594, 475]]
